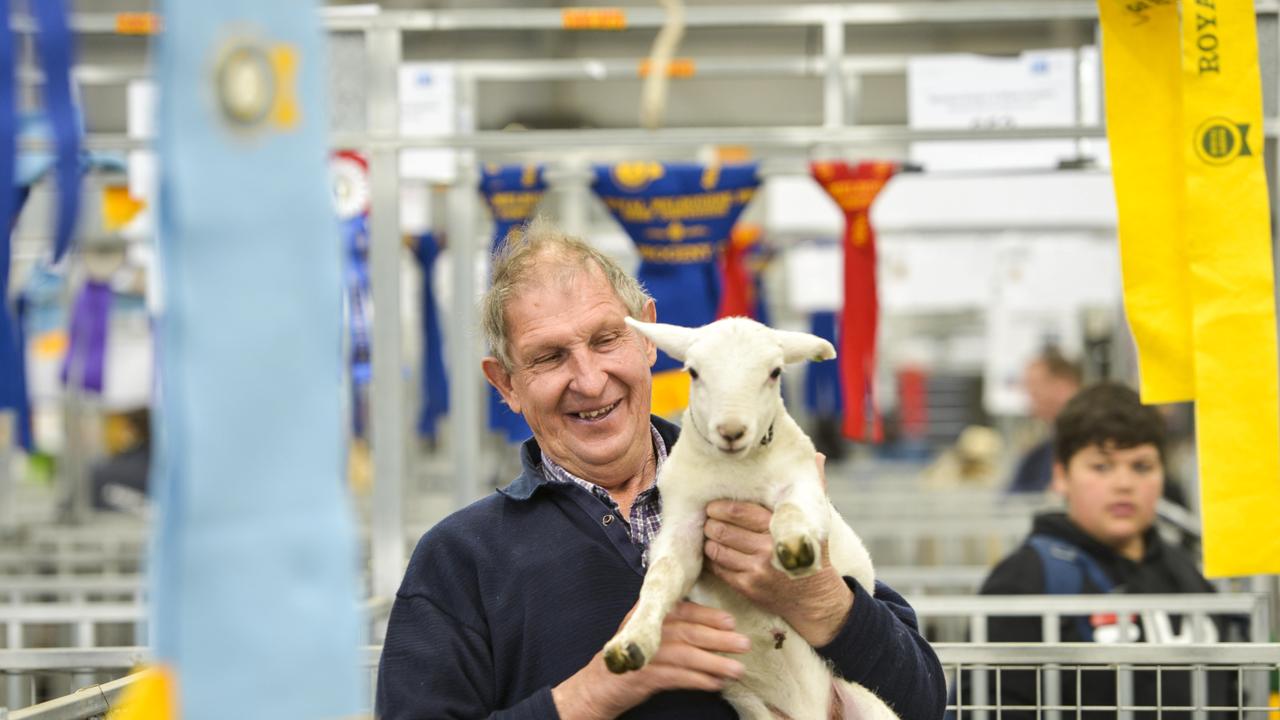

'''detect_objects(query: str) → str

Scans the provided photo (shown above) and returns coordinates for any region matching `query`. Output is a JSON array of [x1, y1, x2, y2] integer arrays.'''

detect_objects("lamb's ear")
[[775, 329, 836, 364], [625, 317, 698, 362]]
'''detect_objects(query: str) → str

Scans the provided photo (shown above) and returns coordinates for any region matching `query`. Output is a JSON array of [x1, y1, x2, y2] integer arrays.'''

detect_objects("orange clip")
[[115, 13, 161, 35], [562, 8, 627, 30], [638, 58, 695, 78]]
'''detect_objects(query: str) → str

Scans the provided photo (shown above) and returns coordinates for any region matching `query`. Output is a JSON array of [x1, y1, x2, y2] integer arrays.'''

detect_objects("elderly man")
[[376, 219, 945, 719]]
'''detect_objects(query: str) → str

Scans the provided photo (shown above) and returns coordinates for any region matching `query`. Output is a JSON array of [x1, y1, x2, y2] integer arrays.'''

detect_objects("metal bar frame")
[[365, 24, 409, 607], [4, 2, 1278, 34]]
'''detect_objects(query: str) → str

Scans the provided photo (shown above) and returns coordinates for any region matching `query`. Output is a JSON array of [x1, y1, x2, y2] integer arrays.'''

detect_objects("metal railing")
[[5, 643, 1278, 720]]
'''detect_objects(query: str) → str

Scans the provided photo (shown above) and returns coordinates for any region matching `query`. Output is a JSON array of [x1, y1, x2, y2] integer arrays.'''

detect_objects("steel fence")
[[4, 643, 1278, 719]]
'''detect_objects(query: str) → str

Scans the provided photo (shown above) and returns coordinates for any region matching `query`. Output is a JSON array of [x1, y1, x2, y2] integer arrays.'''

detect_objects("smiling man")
[[375, 219, 945, 719]]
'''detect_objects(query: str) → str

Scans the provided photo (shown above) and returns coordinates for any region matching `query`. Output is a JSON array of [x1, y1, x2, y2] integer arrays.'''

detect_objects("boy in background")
[[977, 382, 1231, 718]]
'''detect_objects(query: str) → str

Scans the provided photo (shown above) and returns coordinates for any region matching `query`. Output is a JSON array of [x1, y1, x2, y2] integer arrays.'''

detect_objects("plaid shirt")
[[542, 424, 666, 566]]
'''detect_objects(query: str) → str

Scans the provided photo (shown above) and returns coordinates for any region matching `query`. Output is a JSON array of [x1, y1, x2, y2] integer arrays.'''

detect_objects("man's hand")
[[702, 455, 854, 648], [552, 601, 750, 720]]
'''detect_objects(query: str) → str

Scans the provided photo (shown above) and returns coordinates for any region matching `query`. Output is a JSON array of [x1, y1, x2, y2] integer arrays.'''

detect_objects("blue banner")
[[592, 162, 759, 373], [28, 0, 81, 261], [480, 162, 547, 248], [1, 0, 84, 448], [411, 232, 448, 439], [805, 311, 843, 418], [479, 163, 546, 443], [150, 1, 363, 717], [342, 215, 371, 438]]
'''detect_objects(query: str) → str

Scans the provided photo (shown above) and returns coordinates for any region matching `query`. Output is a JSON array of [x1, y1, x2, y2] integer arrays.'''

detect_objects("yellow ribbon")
[[1099, 0, 1280, 576], [107, 666, 177, 719], [650, 367, 692, 417]]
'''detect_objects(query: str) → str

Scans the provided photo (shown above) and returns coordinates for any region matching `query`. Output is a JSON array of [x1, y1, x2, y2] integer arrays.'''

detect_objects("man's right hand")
[[552, 601, 750, 720]]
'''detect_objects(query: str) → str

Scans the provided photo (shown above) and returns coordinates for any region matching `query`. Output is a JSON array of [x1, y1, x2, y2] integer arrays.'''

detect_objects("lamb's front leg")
[[603, 505, 706, 673], [770, 464, 831, 578]]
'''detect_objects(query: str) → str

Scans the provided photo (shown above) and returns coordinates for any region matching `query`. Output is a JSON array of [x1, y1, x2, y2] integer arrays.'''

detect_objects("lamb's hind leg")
[[836, 679, 901, 720], [603, 507, 705, 673]]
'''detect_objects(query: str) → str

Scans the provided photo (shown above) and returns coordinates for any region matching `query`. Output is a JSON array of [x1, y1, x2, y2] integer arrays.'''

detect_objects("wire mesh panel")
[[939, 643, 1280, 719]]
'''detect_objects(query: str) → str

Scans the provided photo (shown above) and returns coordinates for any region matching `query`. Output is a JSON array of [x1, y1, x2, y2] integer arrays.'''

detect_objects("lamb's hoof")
[[603, 641, 646, 674], [775, 538, 816, 572]]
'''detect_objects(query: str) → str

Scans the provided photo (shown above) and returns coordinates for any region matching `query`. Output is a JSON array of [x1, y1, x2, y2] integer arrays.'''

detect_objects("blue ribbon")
[[0, 0, 20, 445], [27, 0, 81, 261], [478, 164, 546, 443], [0, 0, 14, 242], [805, 311, 843, 417], [411, 232, 448, 439], [151, 1, 363, 715], [12, 293, 32, 450], [591, 162, 759, 373], [342, 215, 371, 437]]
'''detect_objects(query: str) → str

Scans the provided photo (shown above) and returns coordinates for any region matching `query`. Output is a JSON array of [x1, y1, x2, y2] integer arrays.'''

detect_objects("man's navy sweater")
[[376, 417, 945, 719]]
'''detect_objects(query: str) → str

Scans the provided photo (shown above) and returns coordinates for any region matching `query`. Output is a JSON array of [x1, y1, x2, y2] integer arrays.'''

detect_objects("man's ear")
[[481, 357, 522, 415], [1050, 461, 1068, 497], [641, 298, 657, 367]]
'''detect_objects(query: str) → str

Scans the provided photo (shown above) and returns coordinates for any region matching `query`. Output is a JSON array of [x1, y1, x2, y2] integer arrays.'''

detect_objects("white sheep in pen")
[[604, 316, 900, 720]]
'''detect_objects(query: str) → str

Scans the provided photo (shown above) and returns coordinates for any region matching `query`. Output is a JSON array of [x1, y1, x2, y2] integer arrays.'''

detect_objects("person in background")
[[376, 218, 945, 719], [977, 382, 1233, 718], [1006, 347, 1082, 495], [91, 407, 151, 514]]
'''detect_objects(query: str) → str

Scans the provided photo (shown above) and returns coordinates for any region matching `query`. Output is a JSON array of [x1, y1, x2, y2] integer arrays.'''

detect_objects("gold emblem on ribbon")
[[611, 161, 665, 191], [1193, 116, 1252, 166], [214, 36, 300, 132]]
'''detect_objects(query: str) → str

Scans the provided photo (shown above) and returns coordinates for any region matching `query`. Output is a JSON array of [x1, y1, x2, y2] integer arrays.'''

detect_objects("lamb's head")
[[626, 316, 835, 456]]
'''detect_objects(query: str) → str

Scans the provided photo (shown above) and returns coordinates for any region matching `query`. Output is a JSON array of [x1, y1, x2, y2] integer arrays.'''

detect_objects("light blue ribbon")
[[151, 1, 363, 717]]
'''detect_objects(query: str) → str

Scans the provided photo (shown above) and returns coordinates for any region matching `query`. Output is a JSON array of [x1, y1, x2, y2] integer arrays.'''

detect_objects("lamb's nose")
[[717, 422, 746, 443]]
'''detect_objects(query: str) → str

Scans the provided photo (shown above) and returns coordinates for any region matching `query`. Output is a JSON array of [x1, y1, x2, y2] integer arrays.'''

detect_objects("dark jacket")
[[1005, 439, 1055, 495], [377, 416, 946, 719], [978, 512, 1230, 719]]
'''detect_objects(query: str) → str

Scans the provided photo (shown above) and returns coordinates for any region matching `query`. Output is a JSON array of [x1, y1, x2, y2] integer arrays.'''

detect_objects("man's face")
[[482, 265, 657, 484], [1052, 442, 1163, 559], [1024, 361, 1077, 422]]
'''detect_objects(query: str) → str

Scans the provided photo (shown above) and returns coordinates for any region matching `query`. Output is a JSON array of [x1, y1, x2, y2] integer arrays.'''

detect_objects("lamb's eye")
[[688, 367, 700, 381], [769, 367, 782, 380]]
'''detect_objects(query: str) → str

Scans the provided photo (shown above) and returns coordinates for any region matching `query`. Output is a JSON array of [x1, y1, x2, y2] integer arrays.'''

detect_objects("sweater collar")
[[498, 415, 682, 502]]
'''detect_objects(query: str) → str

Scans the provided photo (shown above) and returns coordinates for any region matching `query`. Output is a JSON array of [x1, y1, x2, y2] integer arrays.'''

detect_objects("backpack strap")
[[1027, 534, 1117, 641]]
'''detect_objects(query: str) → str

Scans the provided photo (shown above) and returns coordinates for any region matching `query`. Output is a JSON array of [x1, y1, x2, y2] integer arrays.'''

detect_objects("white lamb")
[[603, 316, 900, 720]]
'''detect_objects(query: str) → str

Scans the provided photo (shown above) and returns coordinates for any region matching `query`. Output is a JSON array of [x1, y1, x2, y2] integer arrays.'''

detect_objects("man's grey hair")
[[482, 216, 652, 371]]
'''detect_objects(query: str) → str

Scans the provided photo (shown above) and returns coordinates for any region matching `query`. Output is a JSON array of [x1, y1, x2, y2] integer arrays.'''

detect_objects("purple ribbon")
[[61, 279, 111, 393]]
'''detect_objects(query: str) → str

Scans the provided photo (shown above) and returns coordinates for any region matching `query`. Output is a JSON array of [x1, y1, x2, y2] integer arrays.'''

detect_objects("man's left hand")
[[702, 457, 854, 648]]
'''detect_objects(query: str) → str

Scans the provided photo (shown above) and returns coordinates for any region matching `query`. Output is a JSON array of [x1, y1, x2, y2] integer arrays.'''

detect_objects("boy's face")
[[1052, 442, 1163, 560]]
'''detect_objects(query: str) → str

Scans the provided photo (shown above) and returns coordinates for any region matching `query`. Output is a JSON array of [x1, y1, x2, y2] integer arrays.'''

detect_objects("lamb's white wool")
[[602, 316, 899, 720]]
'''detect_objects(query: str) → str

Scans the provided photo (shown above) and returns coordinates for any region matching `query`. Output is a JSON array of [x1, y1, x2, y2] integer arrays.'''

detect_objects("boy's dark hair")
[[1053, 382, 1165, 465]]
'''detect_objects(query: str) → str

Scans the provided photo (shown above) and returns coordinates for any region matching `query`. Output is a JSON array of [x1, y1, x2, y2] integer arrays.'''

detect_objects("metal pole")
[[822, 17, 845, 129], [555, 155, 591, 239], [366, 24, 407, 602], [969, 616, 988, 720], [1041, 614, 1061, 720], [448, 72, 482, 511], [7, 622, 26, 709]]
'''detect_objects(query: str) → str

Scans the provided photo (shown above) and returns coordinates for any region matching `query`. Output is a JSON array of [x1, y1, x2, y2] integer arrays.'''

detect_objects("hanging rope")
[[639, 0, 686, 130]]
